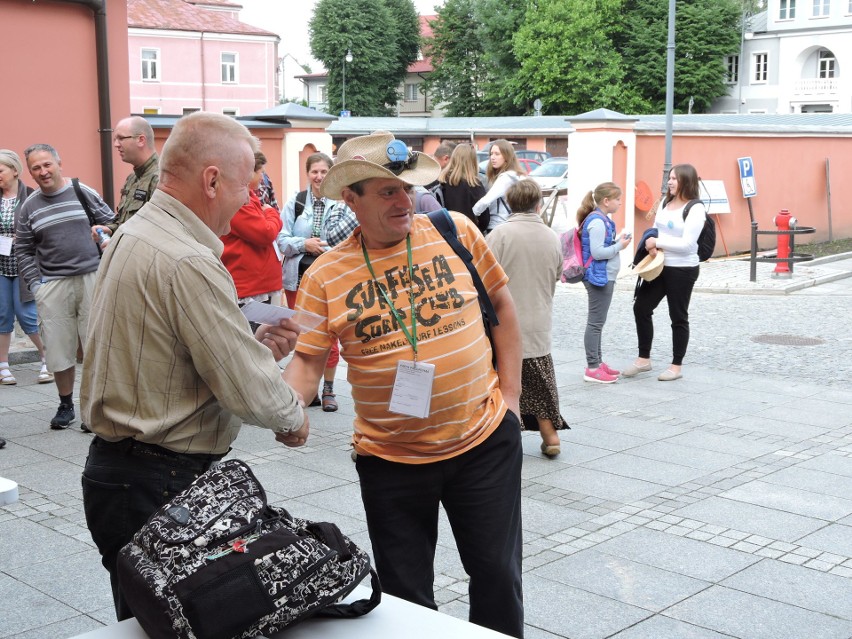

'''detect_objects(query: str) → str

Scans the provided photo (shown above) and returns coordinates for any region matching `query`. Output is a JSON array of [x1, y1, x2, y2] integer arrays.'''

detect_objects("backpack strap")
[[294, 190, 309, 220], [681, 198, 701, 221]]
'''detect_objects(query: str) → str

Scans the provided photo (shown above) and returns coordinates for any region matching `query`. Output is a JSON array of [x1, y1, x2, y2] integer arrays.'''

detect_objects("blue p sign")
[[737, 157, 756, 198]]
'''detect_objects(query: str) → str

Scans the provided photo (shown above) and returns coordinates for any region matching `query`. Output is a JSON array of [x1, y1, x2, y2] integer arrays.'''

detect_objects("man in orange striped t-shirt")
[[283, 131, 524, 638]]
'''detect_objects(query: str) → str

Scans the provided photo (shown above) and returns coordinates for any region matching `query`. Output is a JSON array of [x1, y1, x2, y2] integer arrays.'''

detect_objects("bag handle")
[[318, 569, 382, 619]]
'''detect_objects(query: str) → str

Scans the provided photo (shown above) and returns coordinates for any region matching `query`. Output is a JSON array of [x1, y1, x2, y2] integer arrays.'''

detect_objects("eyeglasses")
[[113, 134, 140, 142], [383, 140, 418, 175]]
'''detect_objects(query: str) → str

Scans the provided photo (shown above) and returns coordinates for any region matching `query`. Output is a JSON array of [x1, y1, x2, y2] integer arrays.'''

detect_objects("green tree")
[[310, 0, 419, 116], [511, 0, 648, 115], [421, 0, 485, 116], [620, 0, 743, 113], [472, 0, 526, 115]]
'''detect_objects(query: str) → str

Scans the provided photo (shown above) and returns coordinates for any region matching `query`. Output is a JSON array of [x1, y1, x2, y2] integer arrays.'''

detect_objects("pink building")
[[127, 0, 280, 116]]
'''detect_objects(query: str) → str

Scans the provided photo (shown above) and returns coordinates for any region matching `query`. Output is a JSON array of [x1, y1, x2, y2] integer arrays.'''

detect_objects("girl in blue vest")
[[578, 183, 631, 384]]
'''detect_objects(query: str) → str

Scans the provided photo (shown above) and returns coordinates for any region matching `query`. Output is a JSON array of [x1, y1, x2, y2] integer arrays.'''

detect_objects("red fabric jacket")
[[220, 192, 283, 298]]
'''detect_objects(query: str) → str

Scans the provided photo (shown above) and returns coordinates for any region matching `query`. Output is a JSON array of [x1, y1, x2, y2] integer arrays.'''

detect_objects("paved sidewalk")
[[1, 256, 851, 639]]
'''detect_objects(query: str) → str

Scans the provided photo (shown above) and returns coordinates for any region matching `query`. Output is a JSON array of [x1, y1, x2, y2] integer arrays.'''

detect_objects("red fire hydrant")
[[772, 209, 796, 278]]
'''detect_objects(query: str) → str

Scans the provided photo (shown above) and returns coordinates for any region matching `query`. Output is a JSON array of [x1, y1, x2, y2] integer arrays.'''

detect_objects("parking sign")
[[737, 157, 756, 198]]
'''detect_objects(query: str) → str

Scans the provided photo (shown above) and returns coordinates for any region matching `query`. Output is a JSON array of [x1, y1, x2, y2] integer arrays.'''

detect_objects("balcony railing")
[[794, 78, 838, 95]]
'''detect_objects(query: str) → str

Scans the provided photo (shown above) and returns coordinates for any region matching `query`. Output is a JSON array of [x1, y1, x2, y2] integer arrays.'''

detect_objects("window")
[[780, 0, 796, 18], [182, 107, 201, 116], [812, 0, 830, 16], [221, 52, 237, 83], [725, 55, 739, 84], [141, 48, 159, 81], [753, 52, 768, 83], [317, 84, 328, 103], [404, 83, 420, 102], [819, 50, 836, 78], [142, 107, 160, 115], [223, 108, 239, 117]]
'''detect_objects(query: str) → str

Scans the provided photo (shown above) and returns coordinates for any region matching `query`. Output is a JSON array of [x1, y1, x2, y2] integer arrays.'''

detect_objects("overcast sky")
[[238, 0, 445, 101]]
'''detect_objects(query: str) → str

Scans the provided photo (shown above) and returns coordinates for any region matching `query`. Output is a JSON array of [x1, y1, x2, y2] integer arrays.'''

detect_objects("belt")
[[92, 436, 225, 472]]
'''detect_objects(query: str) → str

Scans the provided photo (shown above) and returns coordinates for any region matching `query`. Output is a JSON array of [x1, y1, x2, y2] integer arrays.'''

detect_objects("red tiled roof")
[[128, 0, 278, 37]]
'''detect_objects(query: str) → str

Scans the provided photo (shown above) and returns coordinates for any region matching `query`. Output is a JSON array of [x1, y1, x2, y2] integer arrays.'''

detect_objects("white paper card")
[[388, 360, 435, 419], [0, 236, 12, 256], [240, 300, 324, 332]]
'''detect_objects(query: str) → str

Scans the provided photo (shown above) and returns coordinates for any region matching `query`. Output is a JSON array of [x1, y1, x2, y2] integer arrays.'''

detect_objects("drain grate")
[[751, 334, 825, 346]]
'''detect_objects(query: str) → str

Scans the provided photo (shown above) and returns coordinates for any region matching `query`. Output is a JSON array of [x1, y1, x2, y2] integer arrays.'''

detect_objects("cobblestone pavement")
[[1, 257, 851, 639]]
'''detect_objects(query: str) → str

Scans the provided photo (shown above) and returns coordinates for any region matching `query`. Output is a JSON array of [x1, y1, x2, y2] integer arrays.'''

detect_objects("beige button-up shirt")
[[81, 190, 304, 455]]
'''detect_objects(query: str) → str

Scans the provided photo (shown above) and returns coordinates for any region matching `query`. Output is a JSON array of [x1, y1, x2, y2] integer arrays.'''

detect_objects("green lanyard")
[[361, 235, 418, 360]]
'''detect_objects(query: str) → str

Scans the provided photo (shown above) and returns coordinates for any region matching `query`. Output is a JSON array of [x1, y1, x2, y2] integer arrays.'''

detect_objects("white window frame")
[[818, 50, 836, 78], [221, 52, 238, 84], [779, 0, 797, 19], [222, 108, 239, 117], [141, 48, 160, 82], [182, 107, 201, 116], [142, 107, 161, 115], [725, 55, 739, 84], [812, 0, 830, 17], [317, 84, 328, 104], [404, 83, 419, 102], [752, 52, 768, 84]]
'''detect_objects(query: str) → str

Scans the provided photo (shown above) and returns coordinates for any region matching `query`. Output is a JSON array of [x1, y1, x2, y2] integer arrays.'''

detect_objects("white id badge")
[[0, 236, 12, 256], [388, 360, 435, 419]]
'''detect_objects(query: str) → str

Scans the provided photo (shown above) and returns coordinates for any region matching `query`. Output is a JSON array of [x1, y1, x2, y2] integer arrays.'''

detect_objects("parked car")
[[516, 149, 551, 163], [529, 158, 568, 194], [517, 158, 541, 174]]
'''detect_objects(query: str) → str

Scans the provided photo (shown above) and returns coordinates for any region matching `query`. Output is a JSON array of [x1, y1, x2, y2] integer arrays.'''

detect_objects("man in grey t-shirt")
[[16, 144, 114, 430]]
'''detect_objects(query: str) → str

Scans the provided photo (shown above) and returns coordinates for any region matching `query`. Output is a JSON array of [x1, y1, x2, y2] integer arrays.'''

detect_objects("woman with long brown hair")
[[624, 163, 705, 381], [472, 139, 524, 233]]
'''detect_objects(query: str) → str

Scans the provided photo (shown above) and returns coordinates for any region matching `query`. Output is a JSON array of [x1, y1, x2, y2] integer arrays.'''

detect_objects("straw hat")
[[321, 131, 440, 199], [634, 250, 665, 281]]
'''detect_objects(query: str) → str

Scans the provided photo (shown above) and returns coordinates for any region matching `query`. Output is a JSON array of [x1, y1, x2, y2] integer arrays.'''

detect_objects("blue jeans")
[[81, 437, 222, 621], [355, 412, 524, 638], [0, 275, 37, 335]]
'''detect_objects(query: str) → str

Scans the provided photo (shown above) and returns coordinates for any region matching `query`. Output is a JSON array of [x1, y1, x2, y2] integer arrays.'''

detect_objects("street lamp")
[[342, 49, 353, 115]]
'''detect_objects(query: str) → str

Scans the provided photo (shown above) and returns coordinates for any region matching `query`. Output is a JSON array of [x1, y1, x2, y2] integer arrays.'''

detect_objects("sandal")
[[37, 363, 54, 384], [0, 368, 16, 386], [321, 391, 338, 412]]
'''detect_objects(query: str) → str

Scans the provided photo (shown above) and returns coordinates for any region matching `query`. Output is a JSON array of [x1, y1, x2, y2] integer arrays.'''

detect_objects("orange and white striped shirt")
[[295, 213, 509, 464]]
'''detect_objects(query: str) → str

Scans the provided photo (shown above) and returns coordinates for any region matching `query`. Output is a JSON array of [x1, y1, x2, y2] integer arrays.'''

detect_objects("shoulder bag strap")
[[294, 190, 308, 220], [72, 178, 102, 255]]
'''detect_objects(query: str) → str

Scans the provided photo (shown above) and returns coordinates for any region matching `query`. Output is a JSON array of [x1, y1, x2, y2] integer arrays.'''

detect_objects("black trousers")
[[81, 437, 221, 621], [633, 265, 700, 366], [355, 412, 525, 638]]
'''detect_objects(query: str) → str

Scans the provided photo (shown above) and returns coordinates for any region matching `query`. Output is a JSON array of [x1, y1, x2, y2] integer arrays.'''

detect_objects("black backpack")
[[117, 459, 380, 639], [683, 199, 716, 262]]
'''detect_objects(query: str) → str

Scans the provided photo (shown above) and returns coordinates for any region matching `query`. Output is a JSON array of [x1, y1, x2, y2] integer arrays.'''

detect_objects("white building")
[[712, 0, 852, 114]]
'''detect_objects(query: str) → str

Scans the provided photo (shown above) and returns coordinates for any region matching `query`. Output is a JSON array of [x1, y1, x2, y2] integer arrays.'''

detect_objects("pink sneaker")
[[600, 362, 621, 377], [583, 367, 618, 384]]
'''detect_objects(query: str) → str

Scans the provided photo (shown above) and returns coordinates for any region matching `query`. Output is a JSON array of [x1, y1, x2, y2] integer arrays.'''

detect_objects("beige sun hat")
[[634, 250, 665, 281], [321, 130, 441, 199]]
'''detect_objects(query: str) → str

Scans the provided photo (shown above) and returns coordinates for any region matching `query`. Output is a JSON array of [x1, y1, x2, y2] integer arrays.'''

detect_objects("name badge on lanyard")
[[389, 360, 435, 419]]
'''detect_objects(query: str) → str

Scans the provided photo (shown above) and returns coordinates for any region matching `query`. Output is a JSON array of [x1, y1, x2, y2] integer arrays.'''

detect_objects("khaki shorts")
[[35, 272, 98, 372]]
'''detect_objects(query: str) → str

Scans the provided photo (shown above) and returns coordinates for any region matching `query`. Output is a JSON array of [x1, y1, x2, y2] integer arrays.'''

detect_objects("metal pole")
[[661, 0, 676, 197], [826, 157, 833, 241], [342, 55, 346, 113], [748, 199, 757, 282]]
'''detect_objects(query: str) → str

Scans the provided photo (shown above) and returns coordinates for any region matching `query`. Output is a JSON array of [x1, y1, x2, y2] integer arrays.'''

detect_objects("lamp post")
[[342, 49, 353, 115]]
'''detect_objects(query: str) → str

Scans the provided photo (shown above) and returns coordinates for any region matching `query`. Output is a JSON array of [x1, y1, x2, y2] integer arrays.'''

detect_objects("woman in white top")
[[623, 164, 706, 382], [471, 139, 524, 233]]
